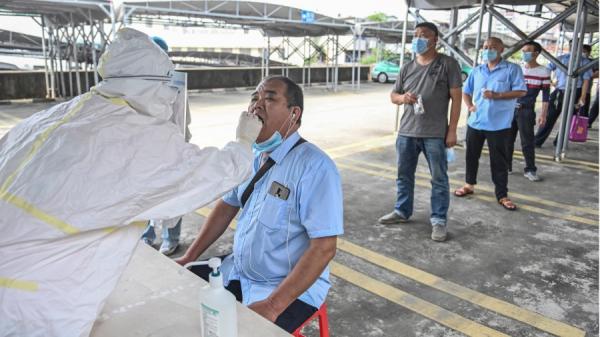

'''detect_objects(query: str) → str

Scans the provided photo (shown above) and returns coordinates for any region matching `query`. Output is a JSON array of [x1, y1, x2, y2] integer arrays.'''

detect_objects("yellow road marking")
[[522, 151, 598, 168], [324, 133, 598, 172], [0, 277, 38, 292], [340, 157, 599, 217], [335, 162, 598, 226], [473, 147, 599, 172], [337, 240, 586, 337], [330, 262, 511, 337], [0, 111, 22, 124], [327, 135, 396, 159], [0, 190, 79, 234]]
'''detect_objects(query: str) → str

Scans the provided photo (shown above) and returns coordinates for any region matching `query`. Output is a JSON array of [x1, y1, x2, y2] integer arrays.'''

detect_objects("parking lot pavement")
[[1, 82, 597, 336]]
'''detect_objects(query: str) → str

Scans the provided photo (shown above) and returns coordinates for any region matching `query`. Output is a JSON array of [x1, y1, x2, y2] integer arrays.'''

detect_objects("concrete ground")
[[1, 82, 598, 337]]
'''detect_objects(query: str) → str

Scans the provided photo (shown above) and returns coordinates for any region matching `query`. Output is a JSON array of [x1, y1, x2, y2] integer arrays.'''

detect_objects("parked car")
[[371, 60, 399, 83], [460, 64, 472, 82], [371, 60, 473, 84]]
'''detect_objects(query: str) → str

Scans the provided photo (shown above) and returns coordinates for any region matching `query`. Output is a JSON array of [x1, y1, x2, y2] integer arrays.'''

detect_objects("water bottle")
[[413, 94, 425, 115], [446, 148, 455, 163]]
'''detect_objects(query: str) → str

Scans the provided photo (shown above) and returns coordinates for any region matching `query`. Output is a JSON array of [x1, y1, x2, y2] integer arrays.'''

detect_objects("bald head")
[[486, 37, 504, 47], [482, 37, 504, 63]]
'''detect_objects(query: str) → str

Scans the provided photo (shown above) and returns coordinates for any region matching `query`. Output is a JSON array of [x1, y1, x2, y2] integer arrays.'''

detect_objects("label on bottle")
[[201, 303, 220, 337]]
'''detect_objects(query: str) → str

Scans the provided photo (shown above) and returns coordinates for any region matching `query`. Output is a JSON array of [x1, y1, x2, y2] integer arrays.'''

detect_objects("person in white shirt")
[[508, 41, 550, 182]]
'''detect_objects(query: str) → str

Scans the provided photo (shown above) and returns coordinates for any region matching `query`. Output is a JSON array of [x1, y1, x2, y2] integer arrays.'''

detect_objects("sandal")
[[498, 197, 517, 211], [454, 186, 474, 197]]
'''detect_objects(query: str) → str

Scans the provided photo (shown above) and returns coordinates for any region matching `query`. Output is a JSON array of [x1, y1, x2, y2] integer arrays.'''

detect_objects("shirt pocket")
[[258, 194, 290, 231], [491, 80, 510, 92]]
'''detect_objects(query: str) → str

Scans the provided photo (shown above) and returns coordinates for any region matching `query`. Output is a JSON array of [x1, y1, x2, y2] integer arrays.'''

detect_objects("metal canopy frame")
[[1, 0, 412, 98], [402, 0, 599, 161]]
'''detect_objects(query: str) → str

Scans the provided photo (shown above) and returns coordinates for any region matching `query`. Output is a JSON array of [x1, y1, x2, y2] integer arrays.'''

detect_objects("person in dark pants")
[[508, 41, 550, 182], [455, 37, 526, 210], [581, 45, 598, 118], [534, 41, 592, 147], [589, 93, 599, 128]]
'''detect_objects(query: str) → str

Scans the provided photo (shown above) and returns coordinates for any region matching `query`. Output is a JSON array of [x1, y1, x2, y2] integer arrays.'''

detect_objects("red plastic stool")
[[292, 302, 330, 337]]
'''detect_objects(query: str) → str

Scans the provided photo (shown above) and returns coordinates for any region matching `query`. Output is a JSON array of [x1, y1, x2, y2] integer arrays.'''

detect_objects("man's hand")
[[445, 129, 457, 147], [483, 90, 495, 99], [174, 255, 194, 267], [537, 113, 547, 126], [402, 92, 418, 105], [236, 111, 263, 147], [467, 105, 477, 113], [248, 298, 280, 323]]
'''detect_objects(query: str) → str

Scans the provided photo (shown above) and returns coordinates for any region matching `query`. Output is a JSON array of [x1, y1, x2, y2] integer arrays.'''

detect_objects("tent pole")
[[555, 0, 586, 160], [473, 0, 486, 66]]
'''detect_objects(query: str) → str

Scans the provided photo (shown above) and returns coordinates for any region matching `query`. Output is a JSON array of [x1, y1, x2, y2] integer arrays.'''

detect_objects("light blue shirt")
[[548, 54, 593, 90], [221, 131, 344, 308], [464, 59, 527, 131]]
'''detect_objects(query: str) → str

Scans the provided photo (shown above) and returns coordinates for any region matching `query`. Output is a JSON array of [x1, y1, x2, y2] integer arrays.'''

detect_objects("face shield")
[[94, 28, 189, 138]]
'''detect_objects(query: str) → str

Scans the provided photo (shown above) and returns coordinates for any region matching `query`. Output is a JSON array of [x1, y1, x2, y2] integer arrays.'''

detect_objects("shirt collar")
[[485, 59, 508, 72], [267, 131, 301, 164]]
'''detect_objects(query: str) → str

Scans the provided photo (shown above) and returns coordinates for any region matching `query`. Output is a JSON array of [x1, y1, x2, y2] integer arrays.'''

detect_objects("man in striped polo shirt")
[[508, 41, 550, 182]]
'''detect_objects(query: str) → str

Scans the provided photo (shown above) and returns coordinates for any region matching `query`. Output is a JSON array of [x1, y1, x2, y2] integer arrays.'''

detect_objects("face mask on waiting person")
[[411, 37, 430, 55], [481, 49, 498, 63], [522, 52, 534, 63]]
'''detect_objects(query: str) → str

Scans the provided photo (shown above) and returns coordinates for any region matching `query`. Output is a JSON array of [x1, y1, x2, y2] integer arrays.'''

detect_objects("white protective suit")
[[0, 28, 258, 337]]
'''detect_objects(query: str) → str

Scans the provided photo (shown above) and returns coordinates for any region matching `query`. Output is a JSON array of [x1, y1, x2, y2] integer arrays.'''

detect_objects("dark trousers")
[[583, 91, 592, 117], [508, 106, 537, 173], [589, 93, 599, 127], [535, 88, 582, 147], [465, 126, 511, 200], [189, 255, 317, 333]]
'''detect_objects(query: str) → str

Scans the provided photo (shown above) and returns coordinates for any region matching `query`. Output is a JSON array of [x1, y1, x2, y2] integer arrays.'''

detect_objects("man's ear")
[[291, 107, 301, 123]]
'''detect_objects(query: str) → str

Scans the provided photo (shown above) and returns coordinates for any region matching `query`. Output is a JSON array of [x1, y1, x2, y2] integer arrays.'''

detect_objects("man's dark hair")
[[523, 41, 542, 53], [415, 22, 439, 37], [262, 75, 304, 124], [583, 44, 592, 53]]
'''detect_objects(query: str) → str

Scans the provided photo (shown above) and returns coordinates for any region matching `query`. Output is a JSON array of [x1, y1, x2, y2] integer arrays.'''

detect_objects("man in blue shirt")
[[176, 76, 343, 333], [534, 41, 592, 147], [455, 37, 526, 211]]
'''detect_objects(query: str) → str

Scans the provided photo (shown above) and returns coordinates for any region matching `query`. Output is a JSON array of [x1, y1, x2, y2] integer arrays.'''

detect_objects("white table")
[[90, 243, 290, 337]]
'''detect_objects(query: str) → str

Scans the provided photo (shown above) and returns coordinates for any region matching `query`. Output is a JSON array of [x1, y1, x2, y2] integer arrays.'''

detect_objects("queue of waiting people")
[[379, 21, 597, 242]]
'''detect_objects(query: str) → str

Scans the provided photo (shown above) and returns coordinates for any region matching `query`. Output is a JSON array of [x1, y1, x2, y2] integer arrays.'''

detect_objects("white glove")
[[236, 111, 262, 147]]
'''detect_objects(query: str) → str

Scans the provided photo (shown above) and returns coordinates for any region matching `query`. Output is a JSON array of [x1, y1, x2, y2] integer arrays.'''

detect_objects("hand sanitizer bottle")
[[184, 258, 237, 337]]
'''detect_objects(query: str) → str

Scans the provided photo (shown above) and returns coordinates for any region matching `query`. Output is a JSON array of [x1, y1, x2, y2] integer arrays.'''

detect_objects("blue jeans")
[[395, 136, 449, 226], [141, 218, 182, 243]]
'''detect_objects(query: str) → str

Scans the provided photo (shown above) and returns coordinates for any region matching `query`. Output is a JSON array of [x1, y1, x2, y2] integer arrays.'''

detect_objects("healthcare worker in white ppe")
[[0, 28, 262, 337]]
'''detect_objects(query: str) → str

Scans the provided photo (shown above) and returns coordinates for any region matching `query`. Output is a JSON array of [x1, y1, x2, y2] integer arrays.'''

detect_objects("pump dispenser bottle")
[[184, 258, 238, 337]]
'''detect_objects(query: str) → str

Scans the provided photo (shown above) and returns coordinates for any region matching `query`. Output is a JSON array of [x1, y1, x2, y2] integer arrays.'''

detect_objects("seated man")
[[176, 75, 344, 333]]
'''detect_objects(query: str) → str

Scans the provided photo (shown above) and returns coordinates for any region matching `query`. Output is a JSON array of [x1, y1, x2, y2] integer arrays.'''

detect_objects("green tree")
[[367, 12, 388, 23]]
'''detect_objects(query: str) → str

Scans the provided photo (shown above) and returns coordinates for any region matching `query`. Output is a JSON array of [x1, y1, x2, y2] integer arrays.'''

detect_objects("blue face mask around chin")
[[411, 37, 430, 55], [481, 49, 498, 63], [252, 131, 283, 154], [522, 51, 533, 63]]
